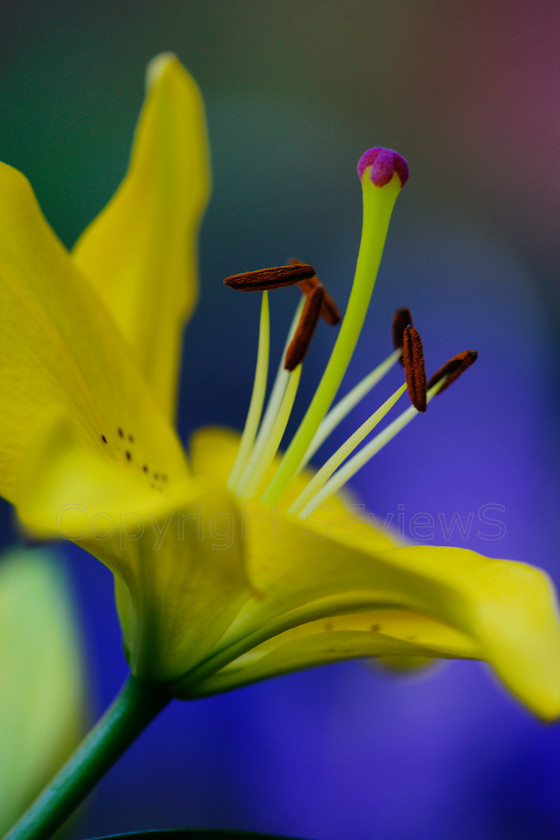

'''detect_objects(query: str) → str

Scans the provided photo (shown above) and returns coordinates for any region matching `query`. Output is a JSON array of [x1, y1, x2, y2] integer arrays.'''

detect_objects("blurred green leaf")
[[0, 547, 86, 835]]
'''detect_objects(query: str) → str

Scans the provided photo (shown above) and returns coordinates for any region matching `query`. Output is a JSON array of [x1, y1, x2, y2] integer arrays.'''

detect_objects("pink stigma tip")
[[357, 147, 409, 188]]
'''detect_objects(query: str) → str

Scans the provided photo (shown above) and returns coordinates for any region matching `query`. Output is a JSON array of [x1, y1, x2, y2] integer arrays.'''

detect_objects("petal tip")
[[145, 52, 180, 91], [0, 159, 33, 196]]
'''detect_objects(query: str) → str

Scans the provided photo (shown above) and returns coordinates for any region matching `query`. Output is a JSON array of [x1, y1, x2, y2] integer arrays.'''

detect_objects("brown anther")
[[284, 285, 325, 371], [402, 325, 427, 412], [289, 258, 341, 325], [223, 263, 316, 291], [427, 350, 478, 394], [392, 307, 413, 364]]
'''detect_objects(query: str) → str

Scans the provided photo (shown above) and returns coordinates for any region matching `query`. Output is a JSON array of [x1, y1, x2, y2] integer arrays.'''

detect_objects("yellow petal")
[[72, 54, 211, 420], [0, 161, 188, 507], [189, 609, 475, 696], [185, 430, 560, 719], [113, 480, 252, 685], [246, 531, 560, 719], [0, 548, 85, 834], [17, 414, 252, 686]]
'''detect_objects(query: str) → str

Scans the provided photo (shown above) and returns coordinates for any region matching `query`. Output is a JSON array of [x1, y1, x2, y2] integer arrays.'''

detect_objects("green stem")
[[6, 674, 170, 840]]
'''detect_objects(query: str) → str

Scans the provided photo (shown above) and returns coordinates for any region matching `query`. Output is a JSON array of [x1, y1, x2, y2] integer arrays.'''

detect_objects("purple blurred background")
[[1, 2, 560, 838]]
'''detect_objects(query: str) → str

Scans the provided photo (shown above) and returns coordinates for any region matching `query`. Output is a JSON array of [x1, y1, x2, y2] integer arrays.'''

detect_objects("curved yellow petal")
[[192, 544, 560, 721], [190, 609, 476, 697], [73, 54, 211, 420], [112, 478, 252, 685], [0, 548, 85, 834], [184, 430, 560, 718], [244, 530, 560, 719], [0, 161, 188, 507], [16, 414, 252, 686]]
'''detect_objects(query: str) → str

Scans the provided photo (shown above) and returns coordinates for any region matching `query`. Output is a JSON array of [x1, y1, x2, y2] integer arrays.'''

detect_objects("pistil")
[[261, 149, 409, 506]]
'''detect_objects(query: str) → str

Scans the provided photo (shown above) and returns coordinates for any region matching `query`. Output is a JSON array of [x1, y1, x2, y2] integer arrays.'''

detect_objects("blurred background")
[[1, 2, 560, 838]]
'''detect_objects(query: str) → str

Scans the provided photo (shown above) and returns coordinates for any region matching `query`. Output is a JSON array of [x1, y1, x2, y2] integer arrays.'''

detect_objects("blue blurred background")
[[1, 2, 560, 838]]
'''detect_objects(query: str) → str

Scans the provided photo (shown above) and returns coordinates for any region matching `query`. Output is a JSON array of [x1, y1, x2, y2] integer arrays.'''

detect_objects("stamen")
[[289, 382, 407, 517], [229, 300, 305, 498], [392, 307, 413, 363], [298, 348, 402, 471], [224, 264, 316, 291], [284, 286, 325, 371], [402, 325, 427, 413], [261, 147, 408, 506], [299, 308, 406, 468], [237, 365, 302, 499], [298, 380, 443, 518], [427, 350, 478, 394], [227, 292, 270, 491], [247, 299, 304, 468], [289, 258, 341, 325], [299, 278, 341, 326]]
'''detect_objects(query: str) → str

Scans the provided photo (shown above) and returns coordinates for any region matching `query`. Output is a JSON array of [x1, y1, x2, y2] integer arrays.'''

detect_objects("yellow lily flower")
[[1, 53, 560, 721], [0, 548, 85, 836]]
